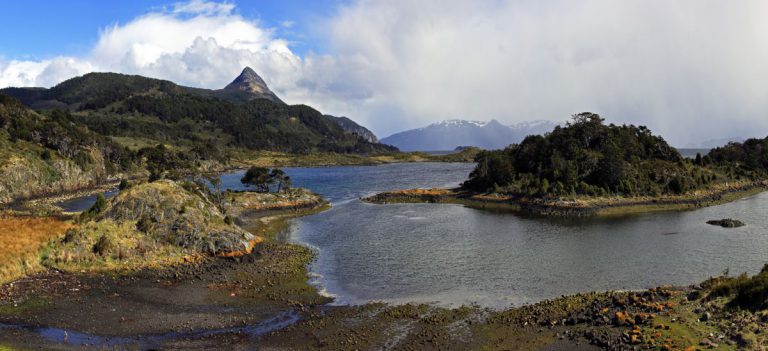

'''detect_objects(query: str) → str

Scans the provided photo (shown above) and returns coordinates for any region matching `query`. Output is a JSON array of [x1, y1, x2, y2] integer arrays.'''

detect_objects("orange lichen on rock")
[[217, 236, 265, 258], [390, 188, 451, 196], [615, 311, 632, 326]]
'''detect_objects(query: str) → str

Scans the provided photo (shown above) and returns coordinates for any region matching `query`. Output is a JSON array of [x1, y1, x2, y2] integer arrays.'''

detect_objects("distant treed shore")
[[365, 113, 768, 216]]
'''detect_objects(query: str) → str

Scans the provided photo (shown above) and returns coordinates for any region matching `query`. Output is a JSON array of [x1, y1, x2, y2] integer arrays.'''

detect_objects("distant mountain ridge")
[[685, 137, 746, 149], [380, 119, 558, 151]]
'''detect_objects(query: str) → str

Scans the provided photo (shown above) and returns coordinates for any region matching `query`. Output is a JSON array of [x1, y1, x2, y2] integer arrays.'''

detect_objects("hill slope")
[[0, 94, 137, 203], [326, 115, 378, 143], [380, 119, 556, 151], [463, 112, 747, 197], [1, 69, 395, 155]]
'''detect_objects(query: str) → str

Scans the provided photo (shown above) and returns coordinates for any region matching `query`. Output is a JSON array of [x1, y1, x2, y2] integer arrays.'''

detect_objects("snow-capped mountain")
[[380, 119, 558, 151]]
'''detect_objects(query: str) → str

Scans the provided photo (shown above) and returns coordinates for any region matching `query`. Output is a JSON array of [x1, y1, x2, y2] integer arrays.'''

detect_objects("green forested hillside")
[[0, 94, 136, 172], [706, 137, 768, 172], [0, 94, 140, 202], [463, 112, 759, 197], [1, 72, 395, 155]]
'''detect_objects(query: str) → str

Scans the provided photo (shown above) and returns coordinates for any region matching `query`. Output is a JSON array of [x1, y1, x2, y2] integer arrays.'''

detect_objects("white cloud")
[[308, 0, 768, 146], [170, 0, 235, 16], [0, 0, 301, 91], [1, 0, 767, 146]]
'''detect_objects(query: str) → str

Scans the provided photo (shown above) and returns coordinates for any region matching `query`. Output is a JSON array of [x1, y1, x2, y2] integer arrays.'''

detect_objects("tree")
[[92, 193, 107, 213], [80, 193, 107, 222], [140, 144, 193, 181], [241, 166, 272, 192], [461, 113, 713, 198], [594, 142, 625, 192], [206, 175, 226, 212], [269, 168, 291, 192]]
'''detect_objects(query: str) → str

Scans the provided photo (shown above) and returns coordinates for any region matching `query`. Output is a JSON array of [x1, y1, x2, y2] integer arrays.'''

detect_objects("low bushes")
[[706, 264, 768, 311]]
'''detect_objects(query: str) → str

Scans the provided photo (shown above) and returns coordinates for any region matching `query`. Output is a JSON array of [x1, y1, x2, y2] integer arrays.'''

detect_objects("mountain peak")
[[222, 67, 280, 102], [237, 67, 266, 85]]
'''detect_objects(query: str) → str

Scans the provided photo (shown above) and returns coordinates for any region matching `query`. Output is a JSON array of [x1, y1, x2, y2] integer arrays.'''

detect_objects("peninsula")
[[365, 113, 768, 216]]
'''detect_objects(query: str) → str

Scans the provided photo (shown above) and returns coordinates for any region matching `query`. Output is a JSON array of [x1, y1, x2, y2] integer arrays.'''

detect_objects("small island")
[[365, 113, 768, 216], [707, 219, 746, 228]]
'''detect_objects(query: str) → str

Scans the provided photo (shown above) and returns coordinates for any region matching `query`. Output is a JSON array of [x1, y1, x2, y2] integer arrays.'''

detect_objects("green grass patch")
[[0, 297, 50, 317]]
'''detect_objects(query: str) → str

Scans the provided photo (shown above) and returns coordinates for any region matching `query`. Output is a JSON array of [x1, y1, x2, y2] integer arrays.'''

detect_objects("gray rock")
[[706, 218, 745, 228]]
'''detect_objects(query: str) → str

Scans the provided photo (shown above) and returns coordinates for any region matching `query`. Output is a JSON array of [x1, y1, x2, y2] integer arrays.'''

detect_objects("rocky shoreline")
[[362, 180, 768, 217], [2, 249, 766, 349], [1, 179, 767, 349]]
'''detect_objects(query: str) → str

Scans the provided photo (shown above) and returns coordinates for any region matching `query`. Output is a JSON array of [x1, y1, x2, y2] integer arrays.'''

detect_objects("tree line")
[[462, 112, 759, 198]]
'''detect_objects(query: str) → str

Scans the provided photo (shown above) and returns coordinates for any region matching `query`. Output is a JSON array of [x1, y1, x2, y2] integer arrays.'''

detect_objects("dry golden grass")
[[0, 216, 73, 284], [390, 188, 451, 196], [46, 219, 199, 273]]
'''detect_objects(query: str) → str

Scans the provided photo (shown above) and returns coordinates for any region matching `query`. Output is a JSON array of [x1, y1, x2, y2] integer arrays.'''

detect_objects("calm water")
[[57, 189, 119, 212], [59, 162, 768, 309], [277, 163, 768, 309]]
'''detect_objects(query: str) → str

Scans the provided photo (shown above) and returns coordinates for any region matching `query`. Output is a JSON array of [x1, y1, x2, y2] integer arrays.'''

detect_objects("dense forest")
[[1, 72, 396, 156], [463, 113, 764, 197], [0, 93, 219, 182], [706, 137, 768, 172], [0, 93, 137, 174]]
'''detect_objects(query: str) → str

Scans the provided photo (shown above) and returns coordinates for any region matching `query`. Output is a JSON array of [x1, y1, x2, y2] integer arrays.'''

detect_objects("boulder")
[[706, 219, 745, 228]]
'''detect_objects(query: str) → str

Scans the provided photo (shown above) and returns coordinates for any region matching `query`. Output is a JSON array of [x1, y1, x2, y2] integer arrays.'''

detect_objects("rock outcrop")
[[220, 67, 281, 102], [706, 219, 745, 228], [0, 146, 114, 205], [326, 115, 379, 143], [99, 180, 256, 256]]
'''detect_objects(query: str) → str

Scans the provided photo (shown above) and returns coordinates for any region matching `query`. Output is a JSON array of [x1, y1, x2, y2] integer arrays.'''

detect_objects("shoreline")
[[362, 180, 768, 217], [4, 159, 472, 215], [1, 182, 767, 348]]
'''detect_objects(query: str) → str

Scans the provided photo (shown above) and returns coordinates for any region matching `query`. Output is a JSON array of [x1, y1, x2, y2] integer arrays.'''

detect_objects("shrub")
[[79, 193, 107, 222], [706, 265, 768, 311], [730, 265, 768, 311], [92, 235, 114, 257], [40, 149, 52, 161]]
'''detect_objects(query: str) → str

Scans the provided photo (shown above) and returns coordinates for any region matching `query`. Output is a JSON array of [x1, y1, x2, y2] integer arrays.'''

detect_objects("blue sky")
[[0, 0, 343, 60]]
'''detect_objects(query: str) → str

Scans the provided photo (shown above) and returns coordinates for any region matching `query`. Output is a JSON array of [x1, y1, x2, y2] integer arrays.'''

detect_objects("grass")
[[0, 216, 72, 284], [230, 150, 377, 167], [594, 184, 768, 216], [109, 136, 180, 151], [43, 219, 200, 274], [229, 148, 477, 168], [0, 297, 50, 316], [637, 295, 738, 351]]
